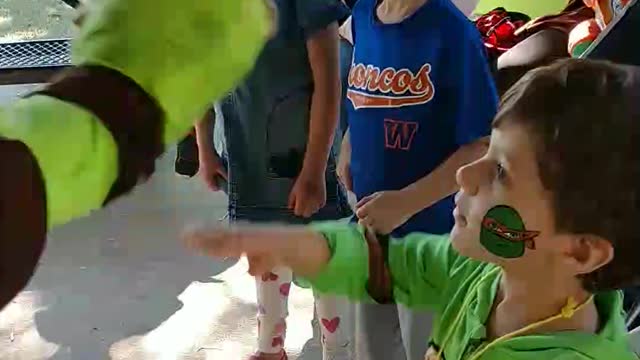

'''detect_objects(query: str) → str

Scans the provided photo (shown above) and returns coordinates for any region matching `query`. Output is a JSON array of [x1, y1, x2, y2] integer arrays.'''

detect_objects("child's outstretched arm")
[[185, 224, 332, 278], [184, 221, 459, 310]]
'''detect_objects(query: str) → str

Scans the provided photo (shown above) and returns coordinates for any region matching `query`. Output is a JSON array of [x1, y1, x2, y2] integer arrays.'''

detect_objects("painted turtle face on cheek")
[[479, 205, 540, 259]]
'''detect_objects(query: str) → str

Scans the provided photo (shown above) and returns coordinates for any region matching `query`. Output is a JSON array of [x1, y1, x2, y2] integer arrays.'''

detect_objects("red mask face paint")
[[480, 205, 540, 258]]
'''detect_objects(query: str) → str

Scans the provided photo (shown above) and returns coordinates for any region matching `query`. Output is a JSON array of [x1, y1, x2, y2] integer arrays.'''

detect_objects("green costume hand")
[[1, 0, 270, 226]]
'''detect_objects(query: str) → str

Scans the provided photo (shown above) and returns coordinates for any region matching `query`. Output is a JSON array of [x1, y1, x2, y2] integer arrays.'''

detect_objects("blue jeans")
[[218, 152, 352, 224], [218, 85, 350, 220], [229, 190, 352, 225]]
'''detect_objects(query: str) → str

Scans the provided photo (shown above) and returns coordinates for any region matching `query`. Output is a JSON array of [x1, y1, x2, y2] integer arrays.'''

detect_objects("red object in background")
[[475, 8, 530, 60]]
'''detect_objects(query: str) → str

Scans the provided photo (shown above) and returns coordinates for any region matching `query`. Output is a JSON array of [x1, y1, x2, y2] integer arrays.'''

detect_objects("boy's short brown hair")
[[493, 59, 640, 292]]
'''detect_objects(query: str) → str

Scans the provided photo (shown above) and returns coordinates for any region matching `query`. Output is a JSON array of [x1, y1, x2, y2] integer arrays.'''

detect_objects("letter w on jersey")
[[347, 63, 435, 109], [384, 119, 418, 150]]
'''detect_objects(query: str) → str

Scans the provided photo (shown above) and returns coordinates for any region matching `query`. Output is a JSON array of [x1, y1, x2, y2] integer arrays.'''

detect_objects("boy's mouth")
[[453, 207, 468, 226]]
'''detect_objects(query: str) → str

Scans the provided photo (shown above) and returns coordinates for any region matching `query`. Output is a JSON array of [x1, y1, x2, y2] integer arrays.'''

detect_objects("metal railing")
[[0, 39, 71, 85]]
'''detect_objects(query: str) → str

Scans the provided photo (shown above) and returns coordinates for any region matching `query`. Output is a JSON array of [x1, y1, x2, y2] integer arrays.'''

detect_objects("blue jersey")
[[347, 0, 498, 236]]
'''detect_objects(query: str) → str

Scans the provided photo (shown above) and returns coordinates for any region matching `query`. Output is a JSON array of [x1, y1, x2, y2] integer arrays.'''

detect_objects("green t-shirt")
[[474, 0, 567, 18], [305, 221, 637, 360]]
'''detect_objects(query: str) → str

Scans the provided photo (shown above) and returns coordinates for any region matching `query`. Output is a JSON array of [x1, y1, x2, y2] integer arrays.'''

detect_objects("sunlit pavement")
[[0, 131, 351, 359]]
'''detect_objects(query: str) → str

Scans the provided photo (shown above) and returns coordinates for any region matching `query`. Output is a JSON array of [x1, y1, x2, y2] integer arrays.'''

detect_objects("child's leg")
[[355, 303, 406, 360], [315, 294, 348, 349], [398, 305, 433, 360], [256, 266, 292, 354]]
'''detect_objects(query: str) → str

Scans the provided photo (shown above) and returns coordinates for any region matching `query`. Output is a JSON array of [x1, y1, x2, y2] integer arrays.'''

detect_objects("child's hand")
[[355, 191, 414, 235], [184, 225, 285, 276], [289, 169, 327, 218], [183, 224, 331, 277], [198, 152, 227, 192]]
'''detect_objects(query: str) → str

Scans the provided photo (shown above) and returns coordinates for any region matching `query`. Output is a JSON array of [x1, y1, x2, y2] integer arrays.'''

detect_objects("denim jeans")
[[216, 88, 351, 223]]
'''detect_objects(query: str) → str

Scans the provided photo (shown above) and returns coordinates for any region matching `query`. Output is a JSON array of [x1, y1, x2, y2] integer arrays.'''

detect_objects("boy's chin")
[[450, 226, 483, 259]]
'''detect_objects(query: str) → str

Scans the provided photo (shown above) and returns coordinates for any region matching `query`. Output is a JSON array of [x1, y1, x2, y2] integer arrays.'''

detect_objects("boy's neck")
[[376, 0, 429, 24], [488, 270, 599, 339]]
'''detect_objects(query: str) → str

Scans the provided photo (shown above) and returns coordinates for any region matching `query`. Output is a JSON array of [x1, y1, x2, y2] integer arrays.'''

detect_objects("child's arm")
[[399, 36, 499, 213], [399, 129, 491, 217], [194, 109, 214, 159], [288, 0, 348, 217], [185, 224, 333, 277], [194, 108, 227, 192], [184, 221, 458, 310], [356, 137, 489, 234], [389, 137, 489, 215], [302, 24, 341, 174]]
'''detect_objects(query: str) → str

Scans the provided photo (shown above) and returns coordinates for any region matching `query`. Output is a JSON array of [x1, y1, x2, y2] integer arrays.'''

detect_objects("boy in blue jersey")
[[337, 0, 498, 359]]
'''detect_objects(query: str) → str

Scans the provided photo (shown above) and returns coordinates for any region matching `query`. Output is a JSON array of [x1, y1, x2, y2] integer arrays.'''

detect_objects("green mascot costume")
[[0, 0, 271, 309]]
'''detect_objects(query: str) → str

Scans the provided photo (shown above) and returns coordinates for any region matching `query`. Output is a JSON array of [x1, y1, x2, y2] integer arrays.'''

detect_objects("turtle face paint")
[[480, 205, 540, 258]]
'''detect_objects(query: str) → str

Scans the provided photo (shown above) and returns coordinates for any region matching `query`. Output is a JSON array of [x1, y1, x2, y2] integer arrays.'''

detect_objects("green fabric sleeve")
[[0, 97, 117, 227], [0, 0, 269, 228], [304, 221, 460, 311], [388, 232, 462, 310], [305, 222, 372, 301]]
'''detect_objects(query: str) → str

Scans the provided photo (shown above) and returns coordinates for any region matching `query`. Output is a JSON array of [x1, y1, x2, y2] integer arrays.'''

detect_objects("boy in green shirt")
[[184, 59, 639, 360]]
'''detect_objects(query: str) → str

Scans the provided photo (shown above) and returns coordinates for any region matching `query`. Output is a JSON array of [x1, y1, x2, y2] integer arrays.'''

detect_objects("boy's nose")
[[456, 159, 486, 196]]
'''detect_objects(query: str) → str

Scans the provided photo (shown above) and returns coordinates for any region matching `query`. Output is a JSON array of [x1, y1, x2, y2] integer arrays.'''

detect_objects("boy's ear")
[[563, 235, 614, 277]]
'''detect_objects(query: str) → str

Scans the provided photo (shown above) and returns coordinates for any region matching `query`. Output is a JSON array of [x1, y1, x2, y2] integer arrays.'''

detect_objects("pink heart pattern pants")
[[256, 266, 344, 354]]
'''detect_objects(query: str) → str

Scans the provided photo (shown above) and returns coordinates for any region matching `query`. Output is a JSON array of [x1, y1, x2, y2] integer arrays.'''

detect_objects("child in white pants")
[[195, 2, 352, 357]]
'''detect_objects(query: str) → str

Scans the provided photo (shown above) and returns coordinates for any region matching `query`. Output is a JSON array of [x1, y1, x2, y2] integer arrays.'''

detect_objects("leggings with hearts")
[[256, 266, 344, 354]]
